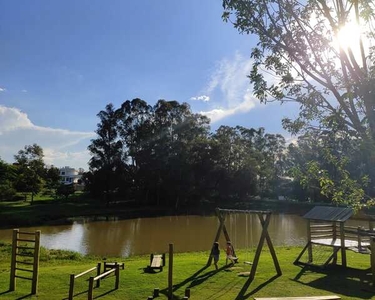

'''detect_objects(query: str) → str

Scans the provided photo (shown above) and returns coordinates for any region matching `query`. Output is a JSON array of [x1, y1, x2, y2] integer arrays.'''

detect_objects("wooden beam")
[[9, 229, 18, 292], [371, 237, 375, 286], [207, 211, 225, 266], [307, 220, 312, 263], [260, 214, 282, 275], [249, 213, 271, 281], [31, 230, 41, 295], [168, 243, 173, 300], [217, 208, 271, 215], [340, 223, 347, 267], [254, 296, 341, 300]]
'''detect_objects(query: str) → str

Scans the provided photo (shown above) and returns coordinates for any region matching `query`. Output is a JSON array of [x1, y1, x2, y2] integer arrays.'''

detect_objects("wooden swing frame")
[[207, 208, 282, 281]]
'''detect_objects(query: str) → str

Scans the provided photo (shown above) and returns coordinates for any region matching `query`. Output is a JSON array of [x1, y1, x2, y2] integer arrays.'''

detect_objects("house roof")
[[303, 206, 354, 222]]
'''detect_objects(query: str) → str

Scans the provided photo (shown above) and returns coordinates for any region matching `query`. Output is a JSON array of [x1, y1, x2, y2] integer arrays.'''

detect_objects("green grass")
[[0, 242, 374, 299]]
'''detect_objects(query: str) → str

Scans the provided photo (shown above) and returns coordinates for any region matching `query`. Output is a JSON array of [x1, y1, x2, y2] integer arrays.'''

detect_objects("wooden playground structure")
[[207, 208, 282, 280], [294, 206, 375, 285], [9, 229, 41, 295], [68, 261, 123, 300]]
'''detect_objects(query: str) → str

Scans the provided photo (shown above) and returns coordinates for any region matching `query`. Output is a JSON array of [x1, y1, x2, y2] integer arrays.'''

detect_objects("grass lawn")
[[0, 242, 374, 300]]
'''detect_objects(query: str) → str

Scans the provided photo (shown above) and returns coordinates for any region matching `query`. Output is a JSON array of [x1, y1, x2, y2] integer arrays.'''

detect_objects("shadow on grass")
[[235, 274, 281, 300], [16, 293, 33, 300], [292, 265, 374, 299], [0, 289, 33, 300], [158, 264, 228, 299], [0, 289, 11, 296], [93, 288, 117, 299]]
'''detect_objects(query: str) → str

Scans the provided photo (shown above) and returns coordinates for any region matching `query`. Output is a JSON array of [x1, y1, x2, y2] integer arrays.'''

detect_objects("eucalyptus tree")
[[223, 0, 375, 207], [152, 100, 210, 207], [88, 103, 123, 203]]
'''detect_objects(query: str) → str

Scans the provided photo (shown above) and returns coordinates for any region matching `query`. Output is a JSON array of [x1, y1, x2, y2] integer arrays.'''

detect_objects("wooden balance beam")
[[148, 253, 165, 271], [254, 296, 341, 300]]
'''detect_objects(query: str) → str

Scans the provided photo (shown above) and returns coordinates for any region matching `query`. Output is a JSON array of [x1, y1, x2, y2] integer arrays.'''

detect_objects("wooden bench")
[[254, 296, 341, 300], [148, 253, 165, 271]]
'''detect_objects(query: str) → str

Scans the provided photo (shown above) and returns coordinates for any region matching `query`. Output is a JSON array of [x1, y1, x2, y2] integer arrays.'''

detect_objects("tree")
[[14, 144, 45, 203], [56, 183, 75, 201], [223, 0, 375, 207], [45, 166, 61, 196], [0, 158, 16, 201], [88, 104, 124, 205], [223, 0, 375, 138]]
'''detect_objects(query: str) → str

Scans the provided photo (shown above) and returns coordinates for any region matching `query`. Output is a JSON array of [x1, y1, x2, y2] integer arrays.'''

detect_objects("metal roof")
[[303, 206, 354, 222]]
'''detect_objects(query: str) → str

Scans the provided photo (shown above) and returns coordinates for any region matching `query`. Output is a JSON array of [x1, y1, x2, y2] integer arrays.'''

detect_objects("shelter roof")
[[303, 206, 353, 222]]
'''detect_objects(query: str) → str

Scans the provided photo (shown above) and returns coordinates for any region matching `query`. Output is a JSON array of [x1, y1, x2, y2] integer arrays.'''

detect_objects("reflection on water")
[[0, 214, 370, 257]]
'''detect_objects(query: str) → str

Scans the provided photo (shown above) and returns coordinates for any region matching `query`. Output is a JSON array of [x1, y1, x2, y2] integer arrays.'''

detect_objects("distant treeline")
[[1, 98, 372, 208], [84, 98, 370, 208]]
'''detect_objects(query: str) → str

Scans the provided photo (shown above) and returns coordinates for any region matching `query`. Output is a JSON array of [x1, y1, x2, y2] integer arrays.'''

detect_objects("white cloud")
[[0, 105, 95, 168], [0, 87, 6, 92], [201, 96, 256, 123], [194, 52, 259, 123], [21, 89, 27, 93], [190, 95, 210, 102]]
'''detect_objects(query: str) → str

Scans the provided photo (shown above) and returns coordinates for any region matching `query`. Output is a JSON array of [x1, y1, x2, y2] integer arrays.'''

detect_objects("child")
[[226, 241, 235, 265], [211, 242, 220, 270]]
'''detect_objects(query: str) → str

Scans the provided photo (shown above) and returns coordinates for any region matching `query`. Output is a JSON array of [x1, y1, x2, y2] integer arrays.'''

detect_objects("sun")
[[335, 21, 362, 51]]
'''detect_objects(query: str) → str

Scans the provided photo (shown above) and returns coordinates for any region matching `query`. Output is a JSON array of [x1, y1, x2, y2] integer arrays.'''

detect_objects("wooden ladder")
[[9, 229, 41, 294]]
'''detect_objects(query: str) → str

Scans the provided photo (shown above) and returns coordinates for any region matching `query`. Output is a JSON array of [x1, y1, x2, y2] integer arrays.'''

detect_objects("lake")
[[0, 214, 369, 257]]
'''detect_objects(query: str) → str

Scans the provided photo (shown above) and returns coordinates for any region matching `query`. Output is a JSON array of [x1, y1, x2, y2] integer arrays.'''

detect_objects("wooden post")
[[9, 229, 19, 291], [115, 265, 120, 289], [96, 262, 101, 288], [207, 210, 225, 266], [261, 214, 282, 275], [168, 243, 173, 300], [68, 274, 75, 300], [307, 220, 312, 263], [332, 222, 337, 264], [185, 288, 191, 298], [357, 226, 362, 251], [88, 277, 94, 300], [153, 288, 160, 297], [340, 222, 347, 267], [31, 230, 41, 294], [249, 213, 281, 281], [371, 237, 375, 286]]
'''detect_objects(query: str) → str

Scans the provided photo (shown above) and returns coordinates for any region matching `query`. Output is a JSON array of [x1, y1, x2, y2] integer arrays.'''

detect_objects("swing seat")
[[227, 255, 238, 264]]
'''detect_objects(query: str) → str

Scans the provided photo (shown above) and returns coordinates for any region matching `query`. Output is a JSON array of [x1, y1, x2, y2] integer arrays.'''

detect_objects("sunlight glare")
[[335, 22, 362, 51]]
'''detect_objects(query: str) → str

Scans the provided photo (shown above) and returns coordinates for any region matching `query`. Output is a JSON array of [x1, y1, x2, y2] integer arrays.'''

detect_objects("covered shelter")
[[294, 206, 374, 268]]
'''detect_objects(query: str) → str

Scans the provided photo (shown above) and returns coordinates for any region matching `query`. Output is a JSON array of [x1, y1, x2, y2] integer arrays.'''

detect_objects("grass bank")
[[0, 242, 374, 299]]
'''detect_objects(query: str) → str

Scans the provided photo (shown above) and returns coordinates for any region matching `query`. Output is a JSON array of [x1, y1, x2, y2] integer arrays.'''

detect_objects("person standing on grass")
[[226, 241, 235, 265], [211, 242, 220, 270]]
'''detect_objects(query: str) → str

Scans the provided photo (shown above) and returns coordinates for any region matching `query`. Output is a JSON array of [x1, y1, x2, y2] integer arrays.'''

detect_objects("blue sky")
[[0, 0, 298, 168]]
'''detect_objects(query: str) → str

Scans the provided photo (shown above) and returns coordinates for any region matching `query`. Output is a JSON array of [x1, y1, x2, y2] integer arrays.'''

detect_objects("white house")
[[60, 166, 82, 185]]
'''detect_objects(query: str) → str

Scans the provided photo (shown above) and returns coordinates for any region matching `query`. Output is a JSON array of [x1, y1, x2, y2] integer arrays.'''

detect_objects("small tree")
[[56, 184, 75, 201], [14, 144, 45, 204]]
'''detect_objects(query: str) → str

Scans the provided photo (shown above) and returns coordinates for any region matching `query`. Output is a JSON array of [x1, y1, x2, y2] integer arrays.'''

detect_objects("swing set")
[[207, 208, 282, 281]]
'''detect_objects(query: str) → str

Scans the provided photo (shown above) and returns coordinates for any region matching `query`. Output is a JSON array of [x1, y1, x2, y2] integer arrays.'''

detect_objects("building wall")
[[60, 166, 82, 185]]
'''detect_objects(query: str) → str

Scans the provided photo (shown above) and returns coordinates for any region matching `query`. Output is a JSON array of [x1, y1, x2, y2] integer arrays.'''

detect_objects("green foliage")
[[56, 183, 75, 201], [14, 144, 46, 203], [222, 0, 375, 208], [86, 99, 288, 206]]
